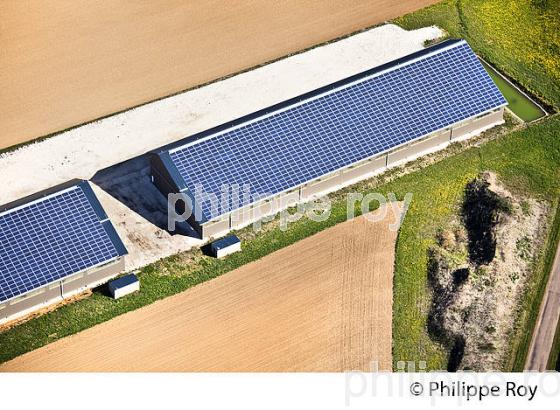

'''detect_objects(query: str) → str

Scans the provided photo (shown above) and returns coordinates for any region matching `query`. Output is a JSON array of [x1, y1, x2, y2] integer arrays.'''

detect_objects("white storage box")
[[210, 235, 241, 258], [108, 274, 140, 299]]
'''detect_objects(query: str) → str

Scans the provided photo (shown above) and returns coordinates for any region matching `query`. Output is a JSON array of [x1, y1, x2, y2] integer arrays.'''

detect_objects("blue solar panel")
[[0, 183, 124, 303], [164, 40, 506, 221]]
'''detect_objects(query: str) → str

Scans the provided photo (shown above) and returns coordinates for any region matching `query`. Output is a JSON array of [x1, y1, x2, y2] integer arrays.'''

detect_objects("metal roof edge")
[[79, 181, 128, 257], [108, 274, 139, 290], [101, 220, 129, 257], [158, 151, 188, 191], [150, 152, 208, 223], [78, 180, 109, 221], [211, 235, 241, 250], [180, 190, 208, 224]]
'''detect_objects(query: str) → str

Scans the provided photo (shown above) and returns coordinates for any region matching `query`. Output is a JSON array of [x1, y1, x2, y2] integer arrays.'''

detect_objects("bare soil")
[[428, 173, 548, 371], [0, 0, 438, 149], [0, 208, 400, 372]]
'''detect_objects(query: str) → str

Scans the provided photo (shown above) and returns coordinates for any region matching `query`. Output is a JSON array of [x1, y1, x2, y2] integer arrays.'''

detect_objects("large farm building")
[[150, 39, 507, 238], [0, 39, 507, 323], [0, 181, 127, 324]]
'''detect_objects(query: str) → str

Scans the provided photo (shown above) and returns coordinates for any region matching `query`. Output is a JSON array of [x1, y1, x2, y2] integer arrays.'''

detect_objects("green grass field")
[[395, 0, 560, 111], [393, 0, 560, 370], [392, 118, 560, 370]]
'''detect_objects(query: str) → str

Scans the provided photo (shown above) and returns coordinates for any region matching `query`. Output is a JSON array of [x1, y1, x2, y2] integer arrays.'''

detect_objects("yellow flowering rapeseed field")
[[396, 0, 560, 110]]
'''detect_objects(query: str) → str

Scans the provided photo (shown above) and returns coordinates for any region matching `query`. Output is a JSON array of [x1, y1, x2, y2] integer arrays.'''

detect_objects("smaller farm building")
[[150, 39, 507, 238], [0, 180, 127, 324]]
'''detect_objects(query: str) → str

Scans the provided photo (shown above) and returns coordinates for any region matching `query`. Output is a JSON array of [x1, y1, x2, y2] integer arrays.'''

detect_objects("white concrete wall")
[[387, 129, 451, 166], [301, 173, 343, 200], [202, 215, 231, 239], [451, 108, 504, 140], [341, 156, 387, 186], [227, 190, 300, 232], [215, 242, 242, 258], [110, 281, 140, 299]]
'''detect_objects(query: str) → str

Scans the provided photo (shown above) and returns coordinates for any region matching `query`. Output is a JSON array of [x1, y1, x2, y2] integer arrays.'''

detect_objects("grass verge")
[[509, 199, 560, 370], [548, 317, 560, 370], [546, 219, 560, 371]]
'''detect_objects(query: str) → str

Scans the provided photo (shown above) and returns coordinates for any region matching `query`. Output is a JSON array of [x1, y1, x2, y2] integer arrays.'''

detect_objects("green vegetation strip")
[[1, 116, 559, 367], [392, 118, 560, 370], [509, 199, 560, 371], [548, 317, 560, 371]]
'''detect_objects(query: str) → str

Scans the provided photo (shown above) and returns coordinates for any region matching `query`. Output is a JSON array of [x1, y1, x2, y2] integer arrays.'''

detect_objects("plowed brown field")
[[0, 0, 438, 150], [1, 208, 400, 372]]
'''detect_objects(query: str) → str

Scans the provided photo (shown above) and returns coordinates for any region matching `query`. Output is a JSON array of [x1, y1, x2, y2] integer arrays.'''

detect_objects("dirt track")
[[525, 241, 560, 371], [0, 0, 437, 150], [0, 209, 400, 372]]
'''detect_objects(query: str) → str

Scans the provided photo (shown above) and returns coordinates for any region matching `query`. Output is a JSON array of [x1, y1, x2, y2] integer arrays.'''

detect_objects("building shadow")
[[91, 155, 199, 239]]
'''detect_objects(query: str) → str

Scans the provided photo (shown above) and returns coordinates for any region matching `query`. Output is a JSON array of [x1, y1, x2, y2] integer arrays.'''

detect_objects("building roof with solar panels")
[[150, 39, 507, 238], [0, 180, 127, 322]]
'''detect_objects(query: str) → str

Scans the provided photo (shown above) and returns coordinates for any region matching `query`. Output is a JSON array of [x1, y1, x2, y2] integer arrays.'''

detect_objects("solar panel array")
[[0, 185, 120, 303], [168, 40, 506, 221]]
